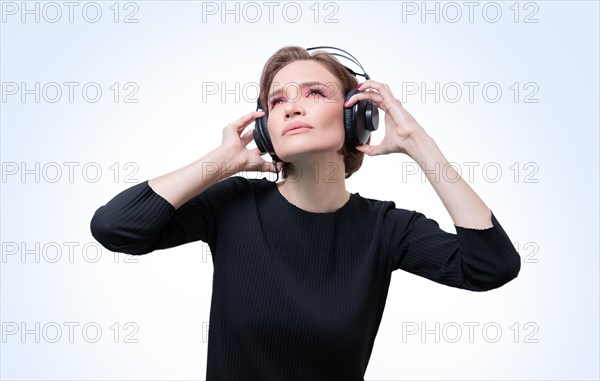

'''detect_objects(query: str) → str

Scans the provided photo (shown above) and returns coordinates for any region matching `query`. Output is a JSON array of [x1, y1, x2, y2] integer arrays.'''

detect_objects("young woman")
[[91, 46, 521, 380]]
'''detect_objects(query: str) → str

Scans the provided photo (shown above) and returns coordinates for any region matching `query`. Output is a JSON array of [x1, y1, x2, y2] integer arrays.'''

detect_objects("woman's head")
[[258, 46, 370, 179]]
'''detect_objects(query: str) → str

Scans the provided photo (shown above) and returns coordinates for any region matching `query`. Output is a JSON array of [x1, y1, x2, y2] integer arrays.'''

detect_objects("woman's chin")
[[277, 145, 344, 163]]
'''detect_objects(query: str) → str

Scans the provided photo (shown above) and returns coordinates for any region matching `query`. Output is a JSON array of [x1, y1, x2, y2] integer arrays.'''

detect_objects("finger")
[[357, 80, 395, 100], [345, 91, 386, 111], [241, 128, 255, 146], [250, 147, 264, 156], [355, 143, 379, 157], [229, 111, 265, 133]]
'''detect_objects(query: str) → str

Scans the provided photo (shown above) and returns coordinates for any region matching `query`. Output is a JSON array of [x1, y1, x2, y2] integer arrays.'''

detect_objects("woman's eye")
[[270, 89, 326, 108], [307, 89, 325, 97], [270, 97, 285, 107]]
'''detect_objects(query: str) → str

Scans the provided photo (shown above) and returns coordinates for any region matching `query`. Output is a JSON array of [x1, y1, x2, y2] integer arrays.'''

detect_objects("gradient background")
[[1, 1, 598, 380]]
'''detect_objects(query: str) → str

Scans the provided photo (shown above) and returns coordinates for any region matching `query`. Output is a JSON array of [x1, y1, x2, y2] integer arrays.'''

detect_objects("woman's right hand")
[[219, 111, 283, 175]]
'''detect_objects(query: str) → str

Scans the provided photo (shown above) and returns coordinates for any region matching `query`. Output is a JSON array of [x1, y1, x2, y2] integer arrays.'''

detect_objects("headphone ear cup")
[[344, 88, 360, 146], [344, 88, 380, 146], [253, 117, 267, 153], [253, 110, 281, 162]]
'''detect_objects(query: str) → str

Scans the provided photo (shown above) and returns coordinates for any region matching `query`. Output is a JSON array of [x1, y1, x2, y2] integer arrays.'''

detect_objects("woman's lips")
[[284, 127, 312, 135], [282, 122, 313, 135]]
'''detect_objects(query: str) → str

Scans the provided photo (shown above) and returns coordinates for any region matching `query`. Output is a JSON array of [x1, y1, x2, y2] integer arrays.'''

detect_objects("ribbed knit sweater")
[[90, 175, 521, 380]]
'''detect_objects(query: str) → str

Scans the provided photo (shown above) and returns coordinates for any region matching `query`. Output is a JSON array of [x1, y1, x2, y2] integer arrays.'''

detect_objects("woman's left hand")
[[344, 80, 427, 156]]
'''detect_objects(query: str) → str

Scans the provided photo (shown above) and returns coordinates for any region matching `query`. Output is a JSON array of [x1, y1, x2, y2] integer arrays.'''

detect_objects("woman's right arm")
[[90, 110, 281, 255], [148, 146, 241, 210], [150, 110, 281, 209]]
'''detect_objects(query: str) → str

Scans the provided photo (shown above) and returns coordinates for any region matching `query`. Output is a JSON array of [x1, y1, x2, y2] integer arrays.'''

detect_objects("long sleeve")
[[385, 209, 521, 291], [90, 176, 245, 255]]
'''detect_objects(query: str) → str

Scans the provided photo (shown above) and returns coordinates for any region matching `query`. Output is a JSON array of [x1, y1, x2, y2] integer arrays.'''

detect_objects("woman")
[[90, 46, 521, 380]]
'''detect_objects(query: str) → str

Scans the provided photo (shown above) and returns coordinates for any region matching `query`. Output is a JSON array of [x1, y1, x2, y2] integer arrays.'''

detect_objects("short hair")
[[258, 46, 370, 179]]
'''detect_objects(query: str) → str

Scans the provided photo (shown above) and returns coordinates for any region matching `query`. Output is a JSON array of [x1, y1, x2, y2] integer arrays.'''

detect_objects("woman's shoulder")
[[217, 175, 274, 195], [351, 192, 426, 224], [233, 175, 273, 191], [344, 192, 402, 222], [190, 176, 266, 211], [353, 191, 396, 209]]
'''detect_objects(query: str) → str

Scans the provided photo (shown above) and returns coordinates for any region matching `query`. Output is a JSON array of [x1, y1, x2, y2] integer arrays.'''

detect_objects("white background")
[[1, 1, 598, 380]]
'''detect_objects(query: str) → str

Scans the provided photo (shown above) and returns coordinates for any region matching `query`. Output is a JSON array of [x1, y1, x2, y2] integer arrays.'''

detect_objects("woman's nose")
[[284, 101, 305, 119]]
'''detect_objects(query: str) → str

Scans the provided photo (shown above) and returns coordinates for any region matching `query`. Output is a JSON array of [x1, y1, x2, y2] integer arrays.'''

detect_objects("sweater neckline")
[[269, 180, 356, 216]]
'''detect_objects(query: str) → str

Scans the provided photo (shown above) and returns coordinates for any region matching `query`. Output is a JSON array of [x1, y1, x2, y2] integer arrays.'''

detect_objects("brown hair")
[[258, 46, 370, 179]]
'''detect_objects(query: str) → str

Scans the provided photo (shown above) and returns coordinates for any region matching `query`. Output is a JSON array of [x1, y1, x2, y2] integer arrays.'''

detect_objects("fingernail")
[[356, 82, 363, 89]]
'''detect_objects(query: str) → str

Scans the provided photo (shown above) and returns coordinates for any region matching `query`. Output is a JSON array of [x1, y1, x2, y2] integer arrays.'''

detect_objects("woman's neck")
[[276, 154, 350, 213]]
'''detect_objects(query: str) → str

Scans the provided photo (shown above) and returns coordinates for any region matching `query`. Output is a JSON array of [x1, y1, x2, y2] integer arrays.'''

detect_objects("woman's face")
[[266, 60, 346, 163]]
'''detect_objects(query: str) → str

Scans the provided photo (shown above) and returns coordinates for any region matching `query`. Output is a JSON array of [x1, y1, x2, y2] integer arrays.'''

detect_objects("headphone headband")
[[306, 46, 371, 80]]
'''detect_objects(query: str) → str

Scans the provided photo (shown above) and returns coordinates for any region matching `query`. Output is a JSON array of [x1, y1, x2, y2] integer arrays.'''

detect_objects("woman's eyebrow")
[[268, 81, 329, 100]]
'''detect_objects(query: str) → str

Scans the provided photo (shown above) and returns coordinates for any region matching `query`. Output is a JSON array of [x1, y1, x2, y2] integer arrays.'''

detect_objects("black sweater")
[[90, 176, 521, 380]]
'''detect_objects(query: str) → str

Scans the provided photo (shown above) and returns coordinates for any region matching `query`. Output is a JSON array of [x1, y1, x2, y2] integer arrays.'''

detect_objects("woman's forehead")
[[271, 60, 338, 86]]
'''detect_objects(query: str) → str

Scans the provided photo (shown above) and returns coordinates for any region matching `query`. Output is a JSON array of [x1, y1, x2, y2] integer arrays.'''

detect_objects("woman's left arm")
[[345, 80, 492, 229]]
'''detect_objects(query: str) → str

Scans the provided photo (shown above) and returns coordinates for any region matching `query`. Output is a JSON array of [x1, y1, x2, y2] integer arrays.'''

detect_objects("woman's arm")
[[150, 111, 279, 209], [346, 80, 494, 229], [402, 129, 493, 229], [90, 111, 279, 254], [346, 80, 520, 289], [387, 207, 520, 291], [149, 146, 239, 210]]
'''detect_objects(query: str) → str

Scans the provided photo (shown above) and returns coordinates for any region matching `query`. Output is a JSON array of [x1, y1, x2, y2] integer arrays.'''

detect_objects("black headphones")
[[253, 46, 379, 168]]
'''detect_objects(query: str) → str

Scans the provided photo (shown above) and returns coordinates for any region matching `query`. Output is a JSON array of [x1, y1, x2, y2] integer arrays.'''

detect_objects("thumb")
[[356, 144, 376, 156]]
